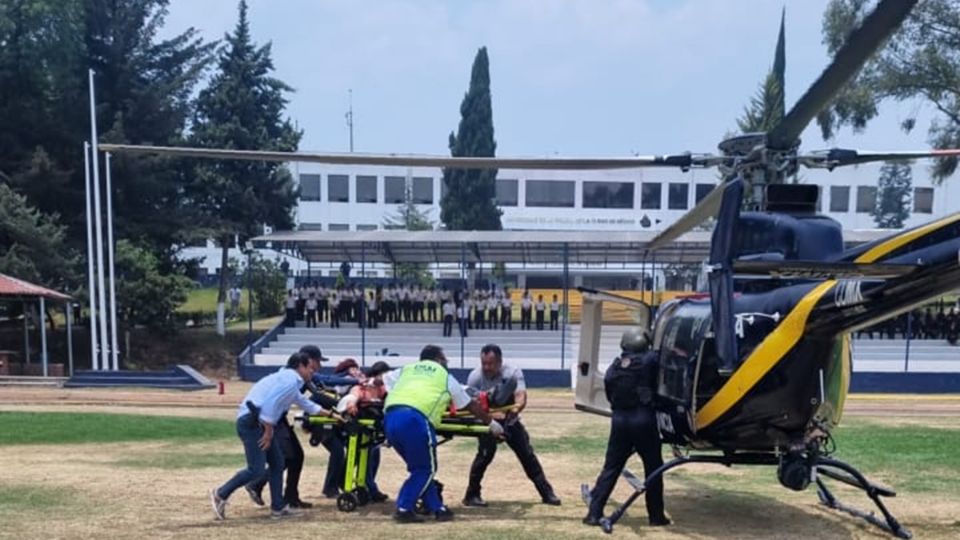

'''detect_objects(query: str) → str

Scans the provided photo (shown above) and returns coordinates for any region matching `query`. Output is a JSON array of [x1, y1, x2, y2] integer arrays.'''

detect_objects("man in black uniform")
[[462, 344, 561, 507], [583, 328, 670, 527], [246, 344, 329, 509]]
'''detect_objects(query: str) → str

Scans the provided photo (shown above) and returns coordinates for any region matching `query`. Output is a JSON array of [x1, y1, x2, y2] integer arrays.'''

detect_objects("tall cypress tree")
[[872, 161, 912, 229], [737, 8, 786, 134], [190, 0, 301, 335], [440, 47, 502, 231]]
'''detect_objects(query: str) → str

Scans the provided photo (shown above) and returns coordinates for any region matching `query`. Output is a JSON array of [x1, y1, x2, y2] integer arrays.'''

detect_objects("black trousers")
[[443, 315, 453, 337], [588, 406, 665, 520], [500, 307, 512, 329], [521, 308, 532, 330], [535, 309, 545, 330], [250, 418, 305, 503], [466, 420, 552, 498], [488, 308, 498, 326], [550, 310, 559, 330], [306, 309, 317, 328], [475, 310, 485, 329]]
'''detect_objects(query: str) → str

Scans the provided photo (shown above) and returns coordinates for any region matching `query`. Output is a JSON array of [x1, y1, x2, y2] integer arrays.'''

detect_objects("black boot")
[[649, 514, 672, 526], [533, 474, 561, 506]]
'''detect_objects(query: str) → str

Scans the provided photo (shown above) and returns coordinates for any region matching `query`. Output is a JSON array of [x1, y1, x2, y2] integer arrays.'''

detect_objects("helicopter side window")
[[658, 316, 698, 403]]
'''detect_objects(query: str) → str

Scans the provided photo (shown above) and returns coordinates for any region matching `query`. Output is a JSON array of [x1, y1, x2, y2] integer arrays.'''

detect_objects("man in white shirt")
[[520, 291, 533, 331], [442, 298, 456, 337], [210, 352, 333, 519], [500, 292, 513, 330], [550, 294, 560, 331]]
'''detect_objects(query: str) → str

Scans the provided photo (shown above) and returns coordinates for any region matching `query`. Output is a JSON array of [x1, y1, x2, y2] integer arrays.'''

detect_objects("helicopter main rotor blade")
[[800, 148, 960, 169], [646, 180, 730, 251], [766, 0, 918, 151], [97, 143, 715, 171]]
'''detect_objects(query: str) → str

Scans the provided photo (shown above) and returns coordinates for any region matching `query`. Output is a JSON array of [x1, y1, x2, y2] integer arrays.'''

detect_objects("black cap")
[[363, 361, 393, 377], [299, 344, 329, 362]]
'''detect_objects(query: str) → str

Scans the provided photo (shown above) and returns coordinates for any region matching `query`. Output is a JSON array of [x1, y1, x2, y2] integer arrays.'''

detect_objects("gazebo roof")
[[0, 273, 71, 301]]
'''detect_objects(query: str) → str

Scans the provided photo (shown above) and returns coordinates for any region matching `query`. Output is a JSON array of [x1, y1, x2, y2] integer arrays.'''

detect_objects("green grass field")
[[2, 408, 959, 539]]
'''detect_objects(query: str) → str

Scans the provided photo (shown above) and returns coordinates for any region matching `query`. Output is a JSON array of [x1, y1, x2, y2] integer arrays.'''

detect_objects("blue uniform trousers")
[[384, 405, 443, 512], [217, 415, 286, 511]]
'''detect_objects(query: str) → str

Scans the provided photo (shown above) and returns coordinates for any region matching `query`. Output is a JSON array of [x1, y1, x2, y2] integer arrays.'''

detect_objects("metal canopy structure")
[[252, 229, 889, 265], [253, 230, 715, 265]]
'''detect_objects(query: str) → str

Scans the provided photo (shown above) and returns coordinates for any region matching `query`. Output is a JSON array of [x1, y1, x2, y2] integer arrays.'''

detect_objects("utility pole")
[[345, 89, 354, 152]]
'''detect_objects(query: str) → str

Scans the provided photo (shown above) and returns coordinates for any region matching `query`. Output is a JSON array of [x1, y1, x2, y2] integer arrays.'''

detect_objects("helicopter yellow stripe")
[[855, 212, 960, 263], [695, 280, 837, 431]]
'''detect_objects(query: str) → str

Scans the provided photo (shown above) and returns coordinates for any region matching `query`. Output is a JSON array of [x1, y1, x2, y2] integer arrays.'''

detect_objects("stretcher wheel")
[[355, 487, 370, 506], [336, 492, 358, 512]]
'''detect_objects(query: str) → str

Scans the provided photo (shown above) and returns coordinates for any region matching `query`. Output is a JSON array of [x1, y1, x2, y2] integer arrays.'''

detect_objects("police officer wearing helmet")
[[583, 327, 670, 527]]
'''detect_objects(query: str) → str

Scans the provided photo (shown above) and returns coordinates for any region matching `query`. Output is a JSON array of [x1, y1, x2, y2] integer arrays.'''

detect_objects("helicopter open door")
[[573, 288, 652, 417]]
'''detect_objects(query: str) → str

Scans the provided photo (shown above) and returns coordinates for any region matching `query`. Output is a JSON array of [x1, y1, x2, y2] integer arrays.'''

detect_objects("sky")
[[159, 0, 937, 170]]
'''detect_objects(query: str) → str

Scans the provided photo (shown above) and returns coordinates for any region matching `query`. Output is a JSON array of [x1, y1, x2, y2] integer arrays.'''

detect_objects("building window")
[[641, 183, 662, 209], [356, 175, 377, 203], [583, 181, 634, 209], [328, 223, 349, 231], [385, 176, 405, 204], [830, 186, 850, 212], [298, 222, 323, 231], [357, 224, 378, 231], [694, 183, 714, 204], [914, 187, 934, 213], [412, 177, 433, 204], [496, 179, 518, 206], [668, 183, 689, 210], [300, 174, 321, 201], [328, 174, 349, 202], [856, 186, 877, 213], [525, 180, 575, 207]]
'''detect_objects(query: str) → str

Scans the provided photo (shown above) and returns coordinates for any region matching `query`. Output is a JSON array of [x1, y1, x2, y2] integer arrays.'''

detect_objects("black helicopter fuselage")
[[652, 211, 960, 453]]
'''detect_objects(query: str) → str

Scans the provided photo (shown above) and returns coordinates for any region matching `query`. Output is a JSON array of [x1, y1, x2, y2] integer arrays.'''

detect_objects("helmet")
[[620, 327, 652, 353]]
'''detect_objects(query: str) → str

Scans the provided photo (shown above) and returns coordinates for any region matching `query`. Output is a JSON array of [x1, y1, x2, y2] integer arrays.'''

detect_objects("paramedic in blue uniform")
[[209, 352, 334, 520], [583, 328, 670, 527], [382, 344, 504, 523]]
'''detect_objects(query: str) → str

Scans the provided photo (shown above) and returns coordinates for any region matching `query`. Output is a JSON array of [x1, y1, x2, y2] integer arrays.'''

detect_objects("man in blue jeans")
[[382, 345, 504, 523], [209, 352, 334, 520]]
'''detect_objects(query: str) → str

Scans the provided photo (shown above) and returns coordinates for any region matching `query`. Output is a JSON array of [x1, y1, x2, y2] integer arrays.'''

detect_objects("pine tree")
[[440, 47, 502, 231], [737, 9, 786, 134], [872, 161, 912, 229], [190, 0, 301, 334]]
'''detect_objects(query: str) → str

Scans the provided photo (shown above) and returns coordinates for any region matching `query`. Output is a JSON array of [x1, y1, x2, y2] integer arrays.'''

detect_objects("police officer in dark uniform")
[[583, 328, 670, 527]]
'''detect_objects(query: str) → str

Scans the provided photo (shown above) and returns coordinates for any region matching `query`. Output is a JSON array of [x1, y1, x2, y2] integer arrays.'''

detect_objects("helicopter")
[[98, 0, 959, 537]]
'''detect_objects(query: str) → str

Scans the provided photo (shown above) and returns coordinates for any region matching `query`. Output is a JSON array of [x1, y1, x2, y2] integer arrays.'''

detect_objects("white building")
[[182, 160, 957, 287]]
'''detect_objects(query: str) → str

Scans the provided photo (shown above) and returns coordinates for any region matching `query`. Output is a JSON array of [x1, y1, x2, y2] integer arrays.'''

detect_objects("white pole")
[[105, 153, 119, 371], [66, 304, 74, 376], [88, 69, 109, 370], [83, 142, 99, 370], [40, 296, 48, 377]]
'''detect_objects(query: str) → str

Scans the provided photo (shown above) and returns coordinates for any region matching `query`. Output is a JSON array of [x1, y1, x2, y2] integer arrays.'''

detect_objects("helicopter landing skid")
[[814, 457, 912, 539], [598, 453, 777, 534]]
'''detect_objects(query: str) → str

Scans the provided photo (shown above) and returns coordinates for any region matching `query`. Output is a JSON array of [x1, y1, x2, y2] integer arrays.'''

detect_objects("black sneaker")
[[393, 510, 425, 524], [288, 499, 313, 509], [649, 515, 672, 527], [244, 486, 264, 507], [461, 494, 488, 507], [370, 492, 389, 503], [582, 514, 601, 527], [435, 506, 455, 522], [541, 493, 562, 506]]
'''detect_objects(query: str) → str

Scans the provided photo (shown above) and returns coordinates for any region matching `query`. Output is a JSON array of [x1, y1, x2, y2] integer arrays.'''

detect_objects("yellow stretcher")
[[300, 409, 494, 512]]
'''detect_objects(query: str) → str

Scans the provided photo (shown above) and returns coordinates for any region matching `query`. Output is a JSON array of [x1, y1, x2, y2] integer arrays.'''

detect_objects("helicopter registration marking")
[[834, 280, 863, 307], [657, 412, 675, 434]]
